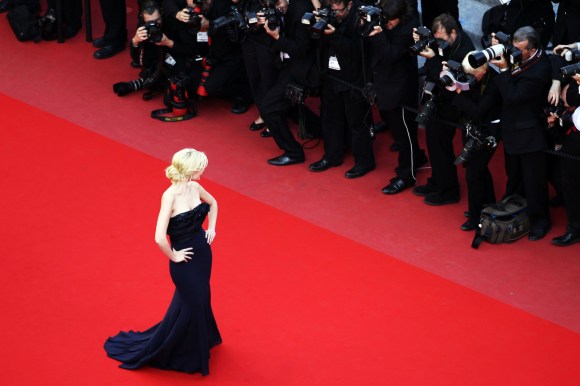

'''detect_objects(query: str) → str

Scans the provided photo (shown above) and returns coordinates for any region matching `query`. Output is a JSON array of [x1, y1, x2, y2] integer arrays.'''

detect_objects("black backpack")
[[6, 0, 41, 42], [471, 194, 531, 249]]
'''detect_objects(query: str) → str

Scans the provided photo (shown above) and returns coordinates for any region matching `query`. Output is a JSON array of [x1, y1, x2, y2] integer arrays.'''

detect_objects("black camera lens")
[[145, 21, 163, 43], [561, 63, 580, 78]]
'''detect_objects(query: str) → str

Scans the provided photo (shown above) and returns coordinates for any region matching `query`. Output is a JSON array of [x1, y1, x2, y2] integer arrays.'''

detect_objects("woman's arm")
[[198, 184, 218, 244], [155, 190, 193, 262]]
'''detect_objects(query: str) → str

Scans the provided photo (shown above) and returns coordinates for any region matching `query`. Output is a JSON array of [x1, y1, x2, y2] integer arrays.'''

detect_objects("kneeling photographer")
[[114, 1, 206, 119], [450, 55, 502, 231], [547, 74, 580, 246]]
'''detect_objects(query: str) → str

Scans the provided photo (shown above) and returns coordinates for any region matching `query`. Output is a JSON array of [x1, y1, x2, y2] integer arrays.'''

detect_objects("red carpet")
[[1, 93, 579, 384]]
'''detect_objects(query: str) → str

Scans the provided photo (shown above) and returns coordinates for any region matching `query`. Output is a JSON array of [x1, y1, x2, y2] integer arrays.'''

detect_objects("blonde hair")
[[165, 148, 208, 182]]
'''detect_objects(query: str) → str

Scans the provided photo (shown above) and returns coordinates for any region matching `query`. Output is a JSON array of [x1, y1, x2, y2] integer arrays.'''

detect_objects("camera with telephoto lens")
[[144, 20, 163, 43], [357, 4, 383, 38], [409, 26, 450, 58], [302, 7, 337, 39], [209, 6, 247, 38], [467, 31, 522, 68], [454, 123, 498, 166], [561, 62, 580, 78], [416, 81, 439, 124], [557, 48, 580, 63], [439, 60, 477, 92]]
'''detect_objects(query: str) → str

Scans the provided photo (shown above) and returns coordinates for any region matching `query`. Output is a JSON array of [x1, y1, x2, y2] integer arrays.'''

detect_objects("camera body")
[[409, 26, 450, 58], [144, 20, 163, 43], [455, 123, 498, 166], [209, 6, 247, 37], [439, 60, 477, 92], [357, 5, 382, 38], [468, 32, 522, 68], [302, 7, 337, 39], [185, 5, 203, 30]]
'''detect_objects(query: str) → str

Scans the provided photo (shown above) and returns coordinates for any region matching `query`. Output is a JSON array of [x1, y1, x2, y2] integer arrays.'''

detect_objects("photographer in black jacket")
[[308, 0, 376, 179], [490, 26, 552, 241], [261, 0, 321, 166], [412, 13, 475, 205], [452, 56, 502, 231], [368, 0, 428, 194], [547, 75, 580, 246]]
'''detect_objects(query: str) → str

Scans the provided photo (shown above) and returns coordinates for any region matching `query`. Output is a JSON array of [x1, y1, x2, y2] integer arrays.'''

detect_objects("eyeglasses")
[[332, 4, 349, 14]]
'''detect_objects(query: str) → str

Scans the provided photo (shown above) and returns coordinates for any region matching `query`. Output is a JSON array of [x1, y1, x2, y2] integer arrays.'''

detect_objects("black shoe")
[[382, 177, 415, 195], [260, 128, 272, 137], [94, 44, 125, 59], [464, 210, 471, 218], [130, 59, 141, 68], [372, 121, 387, 133], [308, 158, 341, 172], [345, 165, 375, 179], [231, 100, 251, 114], [552, 231, 580, 246], [424, 192, 459, 206], [413, 184, 436, 197], [249, 121, 265, 131], [461, 218, 478, 231], [267, 154, 305, 166], [528, 224, 551, 241], [92, 36, 106, 48]]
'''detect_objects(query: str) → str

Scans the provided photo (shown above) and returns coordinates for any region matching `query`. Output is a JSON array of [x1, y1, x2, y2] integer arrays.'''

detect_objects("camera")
[[543, 101, 567, 118], [439, 60, 477, 92], [409, 26, 450, 58], [561, 63, 580, 78], [416, 81, 439, 124], [144, 20, 163, 43], [209, 6, 247, 38], [185, 5, 203, 30], [246, 0, 281, 31], [454, 123, 498, 166], [302, 7, 337, 39], [357, 5, 383, 38], [467, 31, 522, 68]]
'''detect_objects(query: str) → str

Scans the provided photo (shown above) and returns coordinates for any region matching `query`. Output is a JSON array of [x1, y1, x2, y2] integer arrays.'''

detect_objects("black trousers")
[[241, 38, 278, 111], [203, 55, 252, 103], [425, 120, 459, 197], [379, 107, 421, 181], [260, 68, 303, 158], [99, 0, 127, 45], [465, 148, 496, 222], [560, 133, 580, 232], [421, 0, 459, 28], [504, 150, 551, 227], [320, 80, 375, 168]]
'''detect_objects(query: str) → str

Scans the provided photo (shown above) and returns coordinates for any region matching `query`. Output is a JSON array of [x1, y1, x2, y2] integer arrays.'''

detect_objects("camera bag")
[[471, 194, 531, 249], [6, 1, 41, 42]]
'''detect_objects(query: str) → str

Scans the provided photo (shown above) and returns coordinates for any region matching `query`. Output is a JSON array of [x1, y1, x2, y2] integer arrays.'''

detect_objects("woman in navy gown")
[[105, 148, 222, 375]]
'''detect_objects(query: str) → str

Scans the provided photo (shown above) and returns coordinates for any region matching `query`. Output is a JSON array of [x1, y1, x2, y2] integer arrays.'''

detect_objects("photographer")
[[547, 76, 580, 246], [260, 0, 322, 166], [202, 0, 254, 114], [368, 0, 428, 194], [490, 26, 552, 241], [113, 1, 203, 104], [412, 13, 475, 205], [308, 0, 376, 178], [451, 56, 502, 231]]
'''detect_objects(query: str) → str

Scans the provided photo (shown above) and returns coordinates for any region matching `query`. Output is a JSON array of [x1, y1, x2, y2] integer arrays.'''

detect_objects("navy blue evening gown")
[[104, 203, 222, 375]]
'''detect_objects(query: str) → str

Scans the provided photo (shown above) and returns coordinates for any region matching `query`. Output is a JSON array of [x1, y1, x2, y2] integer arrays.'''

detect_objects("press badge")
[[328, 55, 341, 70], [165, 53, 176, 67], [197, 32, 209, 43]]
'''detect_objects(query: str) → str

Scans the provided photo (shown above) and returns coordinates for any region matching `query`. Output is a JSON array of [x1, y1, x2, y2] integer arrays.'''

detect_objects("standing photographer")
[[368, 0, 427, 194], [412, 14, 475, 205], [547, 76, 580, 246], [261, 0, 322, 166], [452, 56, 502, 231], [490, 26, 552, 241], [308, 0, 376, 178]]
